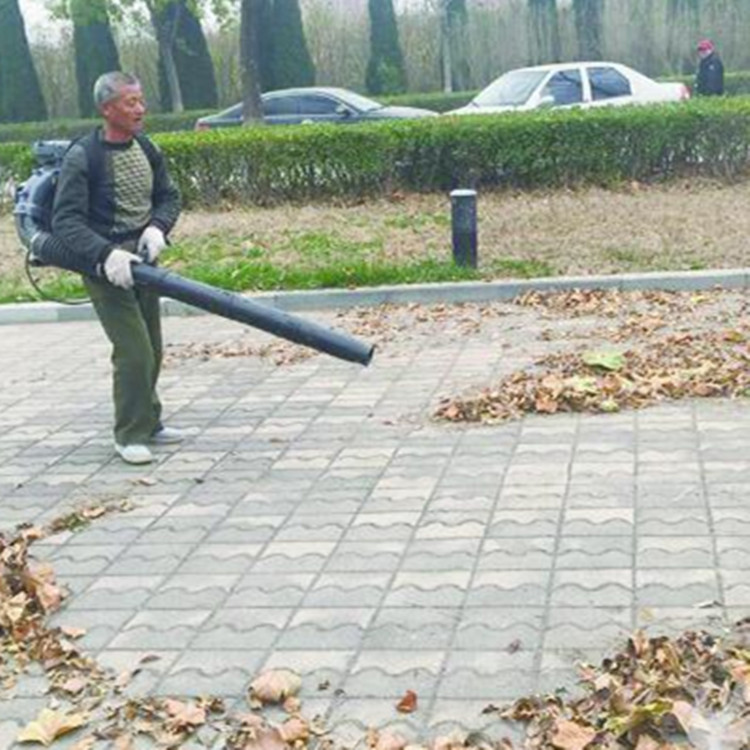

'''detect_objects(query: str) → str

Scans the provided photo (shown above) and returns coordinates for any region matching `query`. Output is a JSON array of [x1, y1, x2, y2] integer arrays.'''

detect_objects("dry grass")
[[2, 178, 750, 293]]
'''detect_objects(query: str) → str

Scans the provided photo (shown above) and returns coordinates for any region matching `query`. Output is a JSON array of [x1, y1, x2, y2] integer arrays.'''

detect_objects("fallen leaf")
[[374, 731, 407, 750], [506, 639, 522, 654], [249, 669, 302, 705], [17, 709, 87, 746], [582, 350, 625, 372], [396, 690, 418, 714], [244, 726, 286, 750], [164, 698, 206, 728], [70, 738, 96, 750], [61, 677, 87, 695], [551, 719, 597, 750], [279, 716, 310, 743], [282, 695, 301, 714], [60, 626, 86, 639]]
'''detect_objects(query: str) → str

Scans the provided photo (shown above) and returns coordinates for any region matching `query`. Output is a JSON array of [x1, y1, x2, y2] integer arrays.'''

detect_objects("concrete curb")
[[1, 268, 748, 325]]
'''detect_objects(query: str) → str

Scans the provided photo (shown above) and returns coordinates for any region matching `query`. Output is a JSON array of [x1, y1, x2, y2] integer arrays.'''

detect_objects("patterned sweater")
[[52, 128, 181, 276]]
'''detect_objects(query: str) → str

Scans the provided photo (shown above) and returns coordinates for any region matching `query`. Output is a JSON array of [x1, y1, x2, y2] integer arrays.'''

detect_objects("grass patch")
[[489, 257, 554, 278]]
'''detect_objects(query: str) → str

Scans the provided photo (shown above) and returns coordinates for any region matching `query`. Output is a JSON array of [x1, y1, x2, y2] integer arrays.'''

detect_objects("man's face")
[[698, 48, 712, 60], [101, 83, 147, 137]]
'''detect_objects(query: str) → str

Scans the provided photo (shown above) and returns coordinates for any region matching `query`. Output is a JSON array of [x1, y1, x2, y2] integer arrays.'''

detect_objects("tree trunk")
[[240, 0, 264, 123], [150, 1, 184, 112], [441, 2, 452, 93]]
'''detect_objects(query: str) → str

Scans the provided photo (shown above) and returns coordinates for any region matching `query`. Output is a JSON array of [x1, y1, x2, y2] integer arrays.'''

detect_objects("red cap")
[[697, 39, 714, 53]]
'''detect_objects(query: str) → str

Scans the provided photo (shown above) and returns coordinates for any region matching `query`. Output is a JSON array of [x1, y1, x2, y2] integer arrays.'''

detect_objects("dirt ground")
[[2, 178, 750, 283]]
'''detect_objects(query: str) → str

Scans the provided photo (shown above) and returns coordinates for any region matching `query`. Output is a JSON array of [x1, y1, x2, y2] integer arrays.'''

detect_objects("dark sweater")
[[52, 128, 181, 275]]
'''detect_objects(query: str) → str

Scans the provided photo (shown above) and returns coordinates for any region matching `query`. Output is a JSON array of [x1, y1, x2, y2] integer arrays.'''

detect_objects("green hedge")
[[0, 110, 211, 145], [3, 98, 750, 208], [162, 98, 750, 207]]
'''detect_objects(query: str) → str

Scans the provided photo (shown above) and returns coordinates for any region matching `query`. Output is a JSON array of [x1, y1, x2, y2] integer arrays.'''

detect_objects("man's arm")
[[51, 144, 115, 275], [148, 145, 181, 235]]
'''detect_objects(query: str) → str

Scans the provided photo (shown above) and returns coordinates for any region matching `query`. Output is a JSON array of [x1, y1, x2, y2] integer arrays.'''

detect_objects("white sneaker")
[[115, 443, 154, 465], [150, 426, 184, 445]]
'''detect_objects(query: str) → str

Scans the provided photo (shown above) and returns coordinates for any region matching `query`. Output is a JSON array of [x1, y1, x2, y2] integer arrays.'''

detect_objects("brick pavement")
[[0, 302, 749, 747]]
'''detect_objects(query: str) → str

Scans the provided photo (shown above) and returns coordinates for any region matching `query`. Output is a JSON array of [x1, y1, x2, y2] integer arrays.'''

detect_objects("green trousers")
[[84, 273, 163, 446]]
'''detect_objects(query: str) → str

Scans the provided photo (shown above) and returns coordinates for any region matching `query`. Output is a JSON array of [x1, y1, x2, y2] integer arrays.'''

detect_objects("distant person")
[[695, 39, 724, 96], [52, 72, 182, 465]]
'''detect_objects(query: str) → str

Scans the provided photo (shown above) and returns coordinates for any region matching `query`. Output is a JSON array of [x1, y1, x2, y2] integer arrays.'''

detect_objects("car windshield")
[[336, 90, 382, 112], [472, 70, 547, 107]]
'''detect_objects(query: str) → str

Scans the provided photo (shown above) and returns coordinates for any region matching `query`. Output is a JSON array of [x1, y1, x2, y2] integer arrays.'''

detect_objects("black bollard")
[[450, 189, 478, 269]]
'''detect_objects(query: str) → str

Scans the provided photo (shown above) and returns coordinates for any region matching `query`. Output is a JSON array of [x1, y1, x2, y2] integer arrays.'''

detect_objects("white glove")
[[103, 248, 141, 289], [137, 225, 167, 263]]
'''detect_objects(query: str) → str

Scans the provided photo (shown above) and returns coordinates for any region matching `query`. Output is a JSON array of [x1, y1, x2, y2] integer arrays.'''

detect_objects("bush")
[[3, 98, 750, 209], [0, 110, 211, 144], [160, 98, 750, 207]]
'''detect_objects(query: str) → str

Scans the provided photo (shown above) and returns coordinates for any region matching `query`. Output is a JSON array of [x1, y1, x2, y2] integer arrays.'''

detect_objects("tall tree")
[[365, 0, 407, 95], [240, 0, 264, 122], [440, 0, 471, 92], [267, 0, 315, 89], [666, 0, 701, 73], [573, 0, 604, 59], [70, 0, 121, 117], [157, 0, 218, 110], [0, 0, 47, 122], [527, 0, 561, 64]]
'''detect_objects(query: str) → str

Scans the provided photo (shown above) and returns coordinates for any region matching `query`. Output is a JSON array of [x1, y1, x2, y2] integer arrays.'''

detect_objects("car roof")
[[505, 61, 630, 74], [263, 87, 356, 99]]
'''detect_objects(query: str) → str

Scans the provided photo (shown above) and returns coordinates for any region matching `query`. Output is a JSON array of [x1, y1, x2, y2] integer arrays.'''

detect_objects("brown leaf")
[[396, 690, 418, 714], [506, 639, 522, 654], [164, 698, 206, 728], [61, 677, 87, 695], [249, 669, 302, 705], [70, 738, 96, 750], [282, 695, 302, 714], [374, 731, 407, 750], [17, 709, 87, 746], [551, 719, 597, 750], [279, 716, 310, 743], [60, 626, 87, 639]]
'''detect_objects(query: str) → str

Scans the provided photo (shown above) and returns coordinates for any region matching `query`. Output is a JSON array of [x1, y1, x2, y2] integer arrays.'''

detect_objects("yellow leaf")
[[17, 709, 87, 746]]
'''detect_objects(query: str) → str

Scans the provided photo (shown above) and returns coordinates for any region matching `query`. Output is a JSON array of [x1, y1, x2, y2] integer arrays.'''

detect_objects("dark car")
[[194, 87, 437, 130]]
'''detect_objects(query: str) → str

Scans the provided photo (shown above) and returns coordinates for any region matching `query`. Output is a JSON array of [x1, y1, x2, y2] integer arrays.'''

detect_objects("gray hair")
[[93, 71, 140, 109]]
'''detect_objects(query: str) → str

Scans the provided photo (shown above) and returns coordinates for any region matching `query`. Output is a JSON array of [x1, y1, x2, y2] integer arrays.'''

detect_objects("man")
[[695, 39, 724, 97], [52, 71, 182, 465]]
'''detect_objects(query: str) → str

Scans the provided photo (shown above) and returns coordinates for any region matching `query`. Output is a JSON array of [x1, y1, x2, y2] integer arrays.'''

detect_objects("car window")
[[473, 70, 547, 107], [219, 103, 243, 120], [295, 95, 339, 115], [588, 67, 632, 100], [263, 96, 298, 116], [541, 69, 583, 106]]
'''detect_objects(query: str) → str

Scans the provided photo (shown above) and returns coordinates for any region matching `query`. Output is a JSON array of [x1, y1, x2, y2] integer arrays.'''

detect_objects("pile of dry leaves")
[[438, 287, 750, 423], [496, 626, 750, 750]]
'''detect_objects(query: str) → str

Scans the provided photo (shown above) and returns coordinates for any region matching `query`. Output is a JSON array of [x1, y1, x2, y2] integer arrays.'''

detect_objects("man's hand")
[[137, 226, 167, 263], [104, 248, 141, 289]]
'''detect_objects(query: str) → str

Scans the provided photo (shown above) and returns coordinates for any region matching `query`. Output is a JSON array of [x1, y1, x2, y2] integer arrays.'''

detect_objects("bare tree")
[[240, 0, 264, 122]]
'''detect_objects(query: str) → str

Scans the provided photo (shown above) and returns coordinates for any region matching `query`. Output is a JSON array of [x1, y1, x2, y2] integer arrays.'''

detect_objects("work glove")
[[137, 225, 167, 263], [103, 248, 141, 290]]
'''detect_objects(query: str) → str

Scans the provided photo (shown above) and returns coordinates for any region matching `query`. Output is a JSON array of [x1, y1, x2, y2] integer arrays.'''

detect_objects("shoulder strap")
[[134, 133, 160, 172]]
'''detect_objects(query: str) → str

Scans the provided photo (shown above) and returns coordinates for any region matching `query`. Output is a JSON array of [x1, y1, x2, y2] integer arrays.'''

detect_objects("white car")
[[447, 62, 690, 115]]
